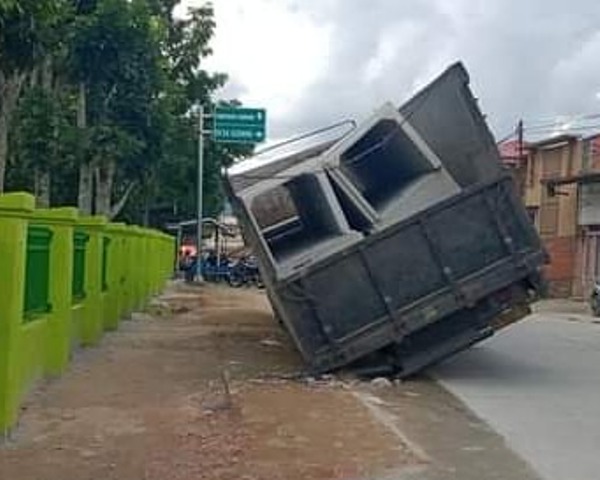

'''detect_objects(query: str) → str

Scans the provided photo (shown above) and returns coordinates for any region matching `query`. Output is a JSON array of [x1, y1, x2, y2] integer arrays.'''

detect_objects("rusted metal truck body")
[[225, 63, 546, 376]]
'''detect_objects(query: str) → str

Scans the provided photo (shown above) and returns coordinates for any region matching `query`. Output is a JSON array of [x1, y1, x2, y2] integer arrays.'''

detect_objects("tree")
[[4, 0, 253, 227], [0, 0, 62, 192], [0, 1, 18, 13], [118, 3, 253, 227], [14, 87, 59, 206], [66, 0, 160, 216]]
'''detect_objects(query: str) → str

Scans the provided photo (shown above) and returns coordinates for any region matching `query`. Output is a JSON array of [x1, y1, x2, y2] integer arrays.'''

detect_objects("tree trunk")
[[76, 82, 93, 214], [78, 162, 93, 214], [29, 64, 39, 89], [95, 159, 115, 217], [41, 56, 52, 97], [38, 57, 53, 207], [0, 103, 8, 194], [0, 70, 26, 193], [143, 199, 150, 227], [34, 167, 51, 208], [110, 182, 135, 220]]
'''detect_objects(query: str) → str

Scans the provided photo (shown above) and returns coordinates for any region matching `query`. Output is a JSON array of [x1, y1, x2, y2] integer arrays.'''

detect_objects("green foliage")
[[14, 87, 73, 170], [5, 0, 255, 226], [0, 0, 65, 73], [69, 0, 164, 178], [8, 85, 80, 204], [15, 88, 58, 171]]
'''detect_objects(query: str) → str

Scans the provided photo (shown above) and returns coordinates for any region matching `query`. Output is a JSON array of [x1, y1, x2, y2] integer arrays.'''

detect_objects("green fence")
[[0, 192, 175, 436], [72, 230, 89, 301], [24, 226, 53, 319], [101, 236, 110, 292]]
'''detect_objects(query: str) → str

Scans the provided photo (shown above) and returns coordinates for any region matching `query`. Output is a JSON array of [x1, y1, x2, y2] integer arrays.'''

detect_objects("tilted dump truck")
[[225, 63, 547, 377]]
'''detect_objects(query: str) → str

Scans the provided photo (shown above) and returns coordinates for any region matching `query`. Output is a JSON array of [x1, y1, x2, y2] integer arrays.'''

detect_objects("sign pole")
[[196, 105, 205, 281], [193, 104, 265, 282]]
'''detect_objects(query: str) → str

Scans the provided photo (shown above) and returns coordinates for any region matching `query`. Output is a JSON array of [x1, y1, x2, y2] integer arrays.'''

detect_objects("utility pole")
[[196, 105, 206, 281], [517, 119, 524, 164]]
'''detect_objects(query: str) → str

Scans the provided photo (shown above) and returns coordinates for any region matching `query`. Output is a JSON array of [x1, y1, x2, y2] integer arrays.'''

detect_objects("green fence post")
[[78, 216, 107, 345], [169, 236, 176, 283], [104, 223, 125, 330], [146, 231, 156, 295], [120, 228, 132, 317], [70, 227, 88, 347], [156, 235, 163, 290], [161, 234, 173, 288], [0, 193, 34, 435], [155, 235, 162, 290], [130, 227, 144, 310], [116, 225, 128, 317], [168, 235, 176, 285], [103, 224, 115, 329], [159, 234, 172, 288], [123, 227, 132, 312], [155, 235, 162, 292], [142, 231, 150, 295], [145, 230, 155, 296], [139, 229, 148, 306], [138, 230, 147, 300], [32, 208, 78, 376]]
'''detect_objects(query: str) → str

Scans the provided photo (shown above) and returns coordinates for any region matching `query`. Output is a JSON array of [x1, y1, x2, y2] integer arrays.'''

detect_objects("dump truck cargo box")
[[225, 62, 546, 376], [233, 173, 545, 375]]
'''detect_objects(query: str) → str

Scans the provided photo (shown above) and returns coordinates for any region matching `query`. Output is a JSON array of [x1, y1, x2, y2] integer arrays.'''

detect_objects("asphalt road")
[[434, 311, 600, 480]]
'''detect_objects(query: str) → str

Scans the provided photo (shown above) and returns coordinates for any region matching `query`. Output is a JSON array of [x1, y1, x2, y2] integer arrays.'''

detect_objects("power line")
[[522, 112, 600, 127], [525, 124, 600, 134], [253, 119, 357, 158], [497, 130, 517, 144]]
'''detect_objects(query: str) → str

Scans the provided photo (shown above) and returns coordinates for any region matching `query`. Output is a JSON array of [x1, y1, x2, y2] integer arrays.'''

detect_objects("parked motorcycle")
[[182, 255, 198, 283], [202, 251, 233, 283], [228, 255, 263, 288], [590, 281, 600, 316]]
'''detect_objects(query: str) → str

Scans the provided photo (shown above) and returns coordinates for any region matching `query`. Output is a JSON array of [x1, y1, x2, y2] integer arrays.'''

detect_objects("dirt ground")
[[0, 284, 419, 480]]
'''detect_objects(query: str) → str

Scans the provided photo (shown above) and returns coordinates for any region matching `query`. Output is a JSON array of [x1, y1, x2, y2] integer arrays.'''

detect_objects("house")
[[498, 138, 530, 199], [510, 133, 600, 297]]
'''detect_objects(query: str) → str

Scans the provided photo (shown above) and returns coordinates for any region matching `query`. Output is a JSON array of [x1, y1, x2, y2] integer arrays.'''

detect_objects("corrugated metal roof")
[[498, 139, 530, 162]]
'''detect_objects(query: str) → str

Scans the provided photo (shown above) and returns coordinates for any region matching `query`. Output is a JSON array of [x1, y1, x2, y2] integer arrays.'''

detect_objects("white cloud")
[[190, 0, 331, 137], [185, 0, 600, 141]]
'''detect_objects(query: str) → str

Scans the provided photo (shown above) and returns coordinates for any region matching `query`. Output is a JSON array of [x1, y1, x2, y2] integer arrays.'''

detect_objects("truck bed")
[[268, 175, 545, 374], [225, 62, 546, 377]]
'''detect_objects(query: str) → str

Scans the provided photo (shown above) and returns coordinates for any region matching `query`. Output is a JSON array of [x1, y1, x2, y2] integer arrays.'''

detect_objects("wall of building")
[[523, 138, 581, 297], [543, 236, 578, 297], [572, 232, 587, 299], [512, 135, 600, 298]]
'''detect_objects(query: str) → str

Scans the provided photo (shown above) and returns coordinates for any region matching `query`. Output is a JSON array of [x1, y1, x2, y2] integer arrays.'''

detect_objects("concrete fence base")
[[0, 192, 175, 435]]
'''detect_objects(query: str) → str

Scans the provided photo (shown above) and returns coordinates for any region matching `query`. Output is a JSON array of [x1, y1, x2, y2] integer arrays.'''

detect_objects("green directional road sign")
[[213, 107, 267, 143]]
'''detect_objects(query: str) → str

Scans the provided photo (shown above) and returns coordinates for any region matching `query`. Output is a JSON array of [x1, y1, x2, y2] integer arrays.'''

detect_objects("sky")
[[184, 0, 600, 145]]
